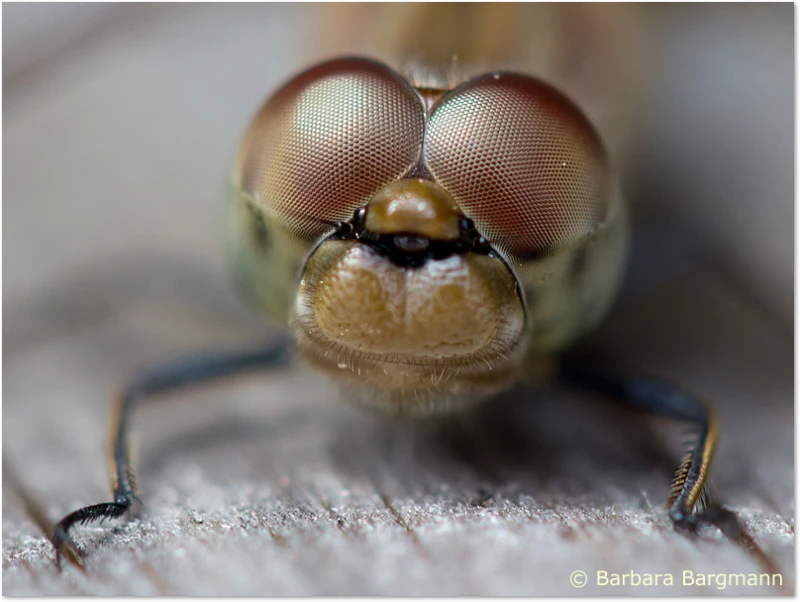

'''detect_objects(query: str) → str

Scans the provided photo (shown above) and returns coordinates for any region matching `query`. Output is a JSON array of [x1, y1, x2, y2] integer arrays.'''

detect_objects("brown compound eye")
[[237, 57, 425, 241], [424, 72, 610, 258]]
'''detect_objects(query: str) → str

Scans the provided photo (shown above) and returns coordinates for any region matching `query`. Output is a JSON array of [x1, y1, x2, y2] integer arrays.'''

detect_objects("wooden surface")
[[3, 4, 794, 596]]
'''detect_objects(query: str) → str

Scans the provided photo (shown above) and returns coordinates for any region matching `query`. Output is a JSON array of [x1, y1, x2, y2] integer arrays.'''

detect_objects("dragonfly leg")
[[558, 360, 743, 540], [53, 336, 291, 566]]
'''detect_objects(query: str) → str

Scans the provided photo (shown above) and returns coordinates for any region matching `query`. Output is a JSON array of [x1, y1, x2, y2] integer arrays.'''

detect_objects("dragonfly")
[[51, 4, 749, 565]]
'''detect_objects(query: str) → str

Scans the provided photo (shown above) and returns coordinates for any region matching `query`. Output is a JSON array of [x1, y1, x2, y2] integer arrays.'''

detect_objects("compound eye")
[[237, 58, 425, 240], [424, 73, 610, 258]]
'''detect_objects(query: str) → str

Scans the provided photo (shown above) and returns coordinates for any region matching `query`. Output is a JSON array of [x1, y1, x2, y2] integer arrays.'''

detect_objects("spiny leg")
[[53, 337, 290, 566], [558, 361, 787, 582], [557, 360, 743, 539]]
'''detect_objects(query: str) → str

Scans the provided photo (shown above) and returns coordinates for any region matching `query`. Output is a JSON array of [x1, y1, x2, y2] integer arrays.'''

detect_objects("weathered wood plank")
[[3, 260, 794, 595]]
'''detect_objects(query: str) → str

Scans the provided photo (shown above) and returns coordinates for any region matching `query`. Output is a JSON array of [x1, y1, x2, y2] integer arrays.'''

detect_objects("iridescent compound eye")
[[424, 73, 610, 259], [238, 57, 425, 240]]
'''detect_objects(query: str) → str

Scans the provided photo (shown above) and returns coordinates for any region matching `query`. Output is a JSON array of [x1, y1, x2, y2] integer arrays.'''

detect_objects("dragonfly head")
[[291, 177, 526, 371]]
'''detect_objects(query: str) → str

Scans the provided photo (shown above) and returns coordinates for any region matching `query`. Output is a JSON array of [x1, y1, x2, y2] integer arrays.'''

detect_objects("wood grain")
[[3, 256, 794, 595]]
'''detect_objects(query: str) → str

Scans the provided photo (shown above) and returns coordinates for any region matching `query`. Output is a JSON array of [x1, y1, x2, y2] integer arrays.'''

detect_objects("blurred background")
[[4, 3, 793, 319]]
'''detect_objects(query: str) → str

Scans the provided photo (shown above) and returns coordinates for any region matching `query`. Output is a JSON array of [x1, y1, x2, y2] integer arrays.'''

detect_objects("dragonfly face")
[[227, 57, 628, 415]]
